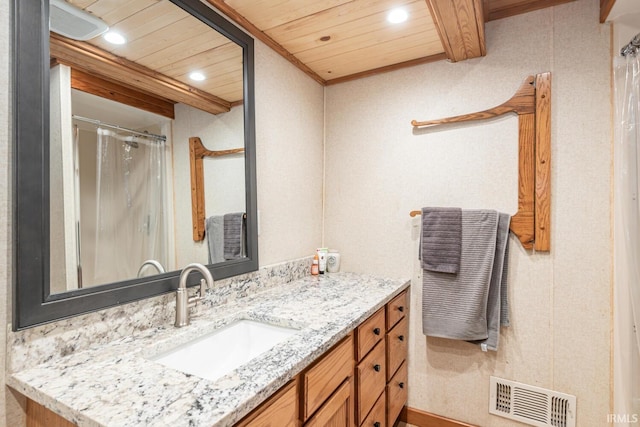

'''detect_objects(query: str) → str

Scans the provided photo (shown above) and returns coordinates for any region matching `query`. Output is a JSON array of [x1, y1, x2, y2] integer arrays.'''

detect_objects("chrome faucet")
[[175, 263, 214, 327], [136, 259, 166, 277]]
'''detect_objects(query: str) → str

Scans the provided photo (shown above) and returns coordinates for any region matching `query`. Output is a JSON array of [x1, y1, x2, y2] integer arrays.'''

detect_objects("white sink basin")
[[150, 319, 298, 381]]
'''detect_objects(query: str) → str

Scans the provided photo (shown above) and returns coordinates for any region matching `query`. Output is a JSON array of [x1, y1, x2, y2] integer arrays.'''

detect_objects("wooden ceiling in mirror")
[[53, 0, 244, 112], [58, 0, 578, 92]]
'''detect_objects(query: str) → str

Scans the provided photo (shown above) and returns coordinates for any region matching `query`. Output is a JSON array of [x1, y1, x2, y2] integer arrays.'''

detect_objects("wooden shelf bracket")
[[411, 73, 551, 251], [190, 136, 245, 241]]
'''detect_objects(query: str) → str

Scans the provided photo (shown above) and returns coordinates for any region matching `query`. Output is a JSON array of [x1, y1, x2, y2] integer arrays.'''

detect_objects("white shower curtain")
[[614, 52, 640, 355], [92, 128, 167, 285]]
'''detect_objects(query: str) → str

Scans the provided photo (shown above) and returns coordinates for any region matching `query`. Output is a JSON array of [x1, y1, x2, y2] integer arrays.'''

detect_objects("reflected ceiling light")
[[103, 31, 127, 45], [189, 72, 206, 81], [387, 8, 408, 24]]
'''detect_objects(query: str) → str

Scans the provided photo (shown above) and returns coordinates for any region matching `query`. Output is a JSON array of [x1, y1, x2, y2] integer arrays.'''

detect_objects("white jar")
[[326, 251, 341, 273]]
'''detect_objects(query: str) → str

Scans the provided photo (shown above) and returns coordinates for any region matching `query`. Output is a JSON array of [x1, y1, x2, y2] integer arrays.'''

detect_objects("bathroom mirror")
[[13, 0, 257, 329]]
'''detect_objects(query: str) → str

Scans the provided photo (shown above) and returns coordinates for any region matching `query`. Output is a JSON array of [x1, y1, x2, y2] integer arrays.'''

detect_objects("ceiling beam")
[[50, 33, 231, 116], [600, 0, 616, 23], [70, 68, 175, 119], [205, 0, 326, 85], [425, 0, 486, 63]]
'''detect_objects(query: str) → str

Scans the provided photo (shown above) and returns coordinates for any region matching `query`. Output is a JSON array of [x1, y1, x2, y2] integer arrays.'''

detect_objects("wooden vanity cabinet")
[[355, 290, 409, 427], [235, 379, 298, 427]]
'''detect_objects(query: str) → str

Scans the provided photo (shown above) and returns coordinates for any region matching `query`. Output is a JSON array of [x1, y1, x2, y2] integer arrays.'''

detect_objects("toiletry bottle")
[[318, 251, 326, 274], [311, 254, 319, 275]]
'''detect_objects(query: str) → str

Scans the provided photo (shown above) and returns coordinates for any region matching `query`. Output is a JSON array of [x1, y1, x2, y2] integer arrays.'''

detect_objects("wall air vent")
[[489, 376, 576, 427], [49, 0, 108, 41]]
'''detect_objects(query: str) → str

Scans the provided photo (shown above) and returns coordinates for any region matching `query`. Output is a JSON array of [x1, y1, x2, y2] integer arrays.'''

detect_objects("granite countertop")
[[8, 272, 409, 427]]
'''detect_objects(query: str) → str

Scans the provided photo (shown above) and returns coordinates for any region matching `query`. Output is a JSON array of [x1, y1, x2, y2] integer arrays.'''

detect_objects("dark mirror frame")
[[12, 0, 258, 330]]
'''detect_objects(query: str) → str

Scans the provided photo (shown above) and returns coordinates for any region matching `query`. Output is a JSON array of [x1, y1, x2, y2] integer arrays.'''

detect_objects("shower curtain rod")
[[621, 33, 640, 57], [72, 115, 167, 142]]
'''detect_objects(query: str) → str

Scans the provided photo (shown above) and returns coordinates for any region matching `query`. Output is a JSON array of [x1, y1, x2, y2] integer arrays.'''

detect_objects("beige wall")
[[325, 0, 611, 425]]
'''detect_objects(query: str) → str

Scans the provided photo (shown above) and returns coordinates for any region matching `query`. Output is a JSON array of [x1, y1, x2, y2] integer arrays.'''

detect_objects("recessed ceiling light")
[[189, 72, 206, 81], [103, 31, 126, 45], [387, 8, 408, 24]]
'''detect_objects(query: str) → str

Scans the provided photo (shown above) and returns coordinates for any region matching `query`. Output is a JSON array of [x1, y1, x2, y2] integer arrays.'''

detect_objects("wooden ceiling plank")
[[135, 31, 229, 71], [266, 0, 424, 44], [305, 31, 444, 79], [205, 0, 326, 85], [486, 0, 577, 21], [85, 0, 160, 26], [70, 67, 175, 119], [224, 0, 351, 31], [424, 0, 486, 62], [50, 33, 231, 115], [274, 2, 435, 56]]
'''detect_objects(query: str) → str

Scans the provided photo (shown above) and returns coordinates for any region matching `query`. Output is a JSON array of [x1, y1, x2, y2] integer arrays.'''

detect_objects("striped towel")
[[419, 207, 462, 274], [422, 210, 511, 351], [223, 212, 246, 260]]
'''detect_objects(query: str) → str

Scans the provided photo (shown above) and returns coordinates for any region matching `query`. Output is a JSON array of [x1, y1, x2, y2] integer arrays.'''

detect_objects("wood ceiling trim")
[[325, 52, 448, 85], [50, 33, 231, 116], [484, 0, 577, 21], [205, 0, 327, 85], [70, 68, 176, 119], [425, 0, 486, 62], [600, 0, 616, 23]]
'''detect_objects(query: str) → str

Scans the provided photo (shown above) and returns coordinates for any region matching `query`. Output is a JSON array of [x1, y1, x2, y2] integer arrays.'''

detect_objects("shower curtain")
[[92, 128, 167, 285], [614, 52, 640, 356]]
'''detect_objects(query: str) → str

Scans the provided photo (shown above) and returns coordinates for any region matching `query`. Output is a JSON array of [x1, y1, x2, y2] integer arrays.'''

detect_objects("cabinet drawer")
[[386, 290, 408, 331], [356, 340, 386, 425], [385, 316, 407, 381], [356, 308, 385, 361], [304, 379, 352, 427], [235, 379, 298, 427], [386, 361, 408, 427], [360, 390, 386, 427], [303, 334, 354, 421]]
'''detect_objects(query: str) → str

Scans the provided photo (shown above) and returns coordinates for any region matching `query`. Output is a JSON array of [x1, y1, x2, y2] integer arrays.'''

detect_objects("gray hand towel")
[[223, 212, 245, 260], [205, 215, 224, 264], [422, 210, 511, 351], [419, 207, 462, 274]]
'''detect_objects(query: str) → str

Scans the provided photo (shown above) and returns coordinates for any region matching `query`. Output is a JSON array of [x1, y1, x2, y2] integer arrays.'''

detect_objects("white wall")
[[254, 41, 325, 265], [325, 0, 611, 425]]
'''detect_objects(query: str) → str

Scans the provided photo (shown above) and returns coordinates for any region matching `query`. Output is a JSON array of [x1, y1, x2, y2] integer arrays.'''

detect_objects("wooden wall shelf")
[[411, 73, 551, 251], [190, 136, 245, 241]]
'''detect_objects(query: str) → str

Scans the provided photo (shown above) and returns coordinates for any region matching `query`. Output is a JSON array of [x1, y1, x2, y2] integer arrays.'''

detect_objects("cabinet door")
[[356, 308, 385, 361], [386, 361, 408, 427], [360, 390, 386, 427], [235, 380, 298, 427], [303, 334, 354, 421], [305, 380, 353, 427], [385, 316, 408, 381], [356, 340, 386, 425]]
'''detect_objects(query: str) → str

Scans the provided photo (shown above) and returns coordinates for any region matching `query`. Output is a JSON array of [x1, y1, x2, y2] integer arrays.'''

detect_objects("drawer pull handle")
[[399, 382, 405, 389], [374, 423, 381, 427], [374, 364, 381, 372], [398, 335, 405, 341], [373, 327, 381, 335], [398, 306, 405, 312]]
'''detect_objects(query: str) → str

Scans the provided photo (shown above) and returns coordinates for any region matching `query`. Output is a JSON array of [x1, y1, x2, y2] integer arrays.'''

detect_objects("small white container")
[[326, 251, 341, 273]]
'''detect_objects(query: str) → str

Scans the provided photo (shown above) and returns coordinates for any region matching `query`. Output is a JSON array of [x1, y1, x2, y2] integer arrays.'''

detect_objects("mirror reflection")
[[48, 0, 246, 293]]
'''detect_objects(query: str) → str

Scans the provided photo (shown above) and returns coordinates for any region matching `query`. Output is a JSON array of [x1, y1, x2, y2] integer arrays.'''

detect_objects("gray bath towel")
[[223, 212, 245, 260], [420, 207, 462, 274], [422, 210, 511, 351], [468, 212, 510, 351], [205, 215, 224, 264]]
